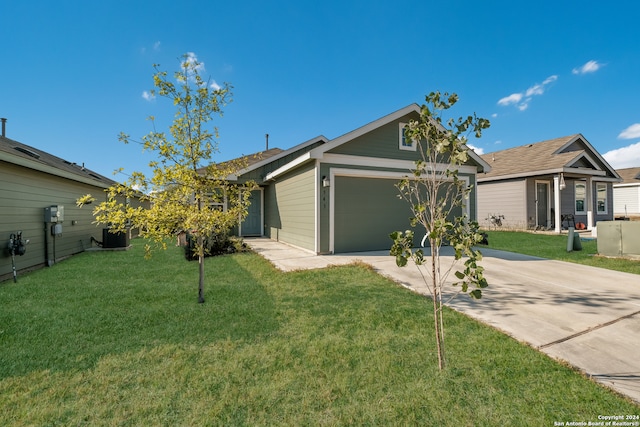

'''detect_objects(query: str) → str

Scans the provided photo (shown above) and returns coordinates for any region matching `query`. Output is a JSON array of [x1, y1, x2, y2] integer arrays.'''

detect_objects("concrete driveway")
[[246, 238, 640, 404]]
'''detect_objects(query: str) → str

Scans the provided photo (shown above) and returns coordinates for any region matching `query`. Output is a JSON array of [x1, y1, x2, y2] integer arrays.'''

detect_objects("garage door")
[[334, 176, 417, 253]]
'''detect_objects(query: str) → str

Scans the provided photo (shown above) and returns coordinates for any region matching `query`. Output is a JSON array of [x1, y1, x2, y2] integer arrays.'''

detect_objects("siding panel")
[[265, 162, 316, 251], [478, 179, 527, 229], [614, 186, 640, 216]]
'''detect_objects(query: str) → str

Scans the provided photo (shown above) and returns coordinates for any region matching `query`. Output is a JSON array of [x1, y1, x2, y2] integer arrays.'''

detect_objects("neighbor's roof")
[[230, 147, 285, 169], [479, 134, 621, 182], [0, 135, 116, 188], [615, 167, 640, 184]]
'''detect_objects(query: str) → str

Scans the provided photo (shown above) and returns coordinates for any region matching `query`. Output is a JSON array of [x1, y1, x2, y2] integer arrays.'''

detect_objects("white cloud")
[[618, 123, 640, 139], [142, 91, 155, 101], [153, 41, 161, 51], [467, 144, 484, 155], [526, 75, 558, 96], [603, 142, 640, 169], [497, 75, 557, 111], [572, 60, 604, 75], [497, 93, 523, 106], [182, 52, 205, 73], [210, 80, 221, 91]]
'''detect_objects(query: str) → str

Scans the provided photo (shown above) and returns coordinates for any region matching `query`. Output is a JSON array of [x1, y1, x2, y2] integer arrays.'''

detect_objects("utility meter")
[[45, 205, 64, 223]]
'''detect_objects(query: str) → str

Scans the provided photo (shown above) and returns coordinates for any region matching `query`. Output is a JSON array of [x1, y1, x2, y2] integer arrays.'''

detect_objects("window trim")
[[398, 122, 417, 151], [596, 182, 608, 214], [574, 181, 586, 215]]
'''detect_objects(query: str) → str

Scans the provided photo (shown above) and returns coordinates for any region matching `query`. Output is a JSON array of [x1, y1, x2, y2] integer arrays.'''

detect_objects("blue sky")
[[2, 0, 640, 181]]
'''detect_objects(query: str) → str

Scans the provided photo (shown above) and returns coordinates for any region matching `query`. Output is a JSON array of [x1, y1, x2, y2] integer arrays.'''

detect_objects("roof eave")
[[478, 167, 613, 183], [0, 150, 113, 188], [264, 152, 317, 181], [236, 135, 328, 178]]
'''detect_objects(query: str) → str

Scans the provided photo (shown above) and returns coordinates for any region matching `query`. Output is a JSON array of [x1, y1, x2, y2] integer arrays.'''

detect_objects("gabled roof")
[[217, 136, 328, 181], [615, 167, 640, 185], [0, 135, 115, 188], [264, 104, 491, 180], [479, 134, 621, 182], [308, 104, 490, 173]]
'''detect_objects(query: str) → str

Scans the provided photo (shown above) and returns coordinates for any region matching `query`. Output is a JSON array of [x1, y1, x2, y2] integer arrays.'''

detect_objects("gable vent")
[[13, 146, 41, 159]]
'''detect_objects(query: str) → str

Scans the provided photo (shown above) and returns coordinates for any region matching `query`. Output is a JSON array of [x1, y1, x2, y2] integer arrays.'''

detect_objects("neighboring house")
[[219, 104, 491, 254], [477, 134, 621, 232], [613, 167, 640, 219], [0, 122, 130, 281]]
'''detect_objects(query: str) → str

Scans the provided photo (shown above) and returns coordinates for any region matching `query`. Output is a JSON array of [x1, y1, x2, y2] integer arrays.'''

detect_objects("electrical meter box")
[[45, 205, 64, 223]]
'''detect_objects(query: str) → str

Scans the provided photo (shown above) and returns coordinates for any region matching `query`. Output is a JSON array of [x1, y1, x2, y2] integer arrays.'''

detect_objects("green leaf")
[[395, 255, 408, 267], [470, 289, 482, 299]]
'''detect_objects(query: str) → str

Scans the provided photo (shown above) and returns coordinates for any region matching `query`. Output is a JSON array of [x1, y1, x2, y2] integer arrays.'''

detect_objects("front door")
[[240, 189, 263, 236], [536, 182, 549, 228]]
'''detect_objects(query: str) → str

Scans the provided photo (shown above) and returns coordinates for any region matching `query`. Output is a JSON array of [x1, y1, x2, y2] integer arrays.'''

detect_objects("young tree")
[[79, 54, 254, 303], [389, 92, 490, 370]]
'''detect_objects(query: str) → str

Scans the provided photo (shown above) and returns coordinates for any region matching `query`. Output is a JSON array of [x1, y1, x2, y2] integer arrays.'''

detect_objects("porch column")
[[553, 175, 561, 233], [586, 176, 594, 230]]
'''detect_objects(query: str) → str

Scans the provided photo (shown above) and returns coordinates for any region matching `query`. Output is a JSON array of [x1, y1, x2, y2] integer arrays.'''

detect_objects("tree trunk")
[[197, 197, 205, 304], [198, 235, 205, 304], [432, 243, 445, 370]]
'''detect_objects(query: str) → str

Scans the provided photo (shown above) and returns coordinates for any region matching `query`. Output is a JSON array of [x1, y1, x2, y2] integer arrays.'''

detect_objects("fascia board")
[[236, 135, 329, 177], [613, 182, 640, 188], [467, 149, 491, 173], [264, 152, 315, 181], [479, 167, 609, 183], [566, 152, 602, 171], [321, 153, 479, 175]]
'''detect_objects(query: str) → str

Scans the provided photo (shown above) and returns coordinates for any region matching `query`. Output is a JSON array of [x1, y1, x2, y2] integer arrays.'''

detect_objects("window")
[[398, 122, 417, 151], [575, 182, 586, 214], [205, 190, 227, 212], [596, 183, 607, 214]]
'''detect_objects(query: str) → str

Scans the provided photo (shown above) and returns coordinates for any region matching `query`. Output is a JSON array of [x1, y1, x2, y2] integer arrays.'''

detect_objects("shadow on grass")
[[0, 249, 279, 379]]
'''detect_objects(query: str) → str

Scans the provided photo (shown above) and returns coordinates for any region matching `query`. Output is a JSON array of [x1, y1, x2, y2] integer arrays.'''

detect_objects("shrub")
[[183, 231, 247, 260]]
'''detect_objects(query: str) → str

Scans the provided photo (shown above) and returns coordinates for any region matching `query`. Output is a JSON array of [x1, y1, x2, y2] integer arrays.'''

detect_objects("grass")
[[0, 242, 638, 425], [483, 229, 640, 275]]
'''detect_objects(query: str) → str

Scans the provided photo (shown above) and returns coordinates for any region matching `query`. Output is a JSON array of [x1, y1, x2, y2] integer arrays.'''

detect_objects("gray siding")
[[478, 179, 527, 229], [1, 161, 108, 281], [264, 162, 316, 251]]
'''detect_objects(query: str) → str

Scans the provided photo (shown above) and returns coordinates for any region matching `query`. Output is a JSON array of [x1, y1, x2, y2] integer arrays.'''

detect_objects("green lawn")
[[482, 230, 640, 275], [0, 242, 638, 425]]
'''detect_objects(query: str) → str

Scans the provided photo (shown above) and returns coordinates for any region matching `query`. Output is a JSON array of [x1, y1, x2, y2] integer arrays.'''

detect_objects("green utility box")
[[597, 221, 640, 257]]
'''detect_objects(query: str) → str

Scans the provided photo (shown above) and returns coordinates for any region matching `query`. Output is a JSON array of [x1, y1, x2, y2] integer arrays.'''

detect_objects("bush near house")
[[183, 231, 247, 260]]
